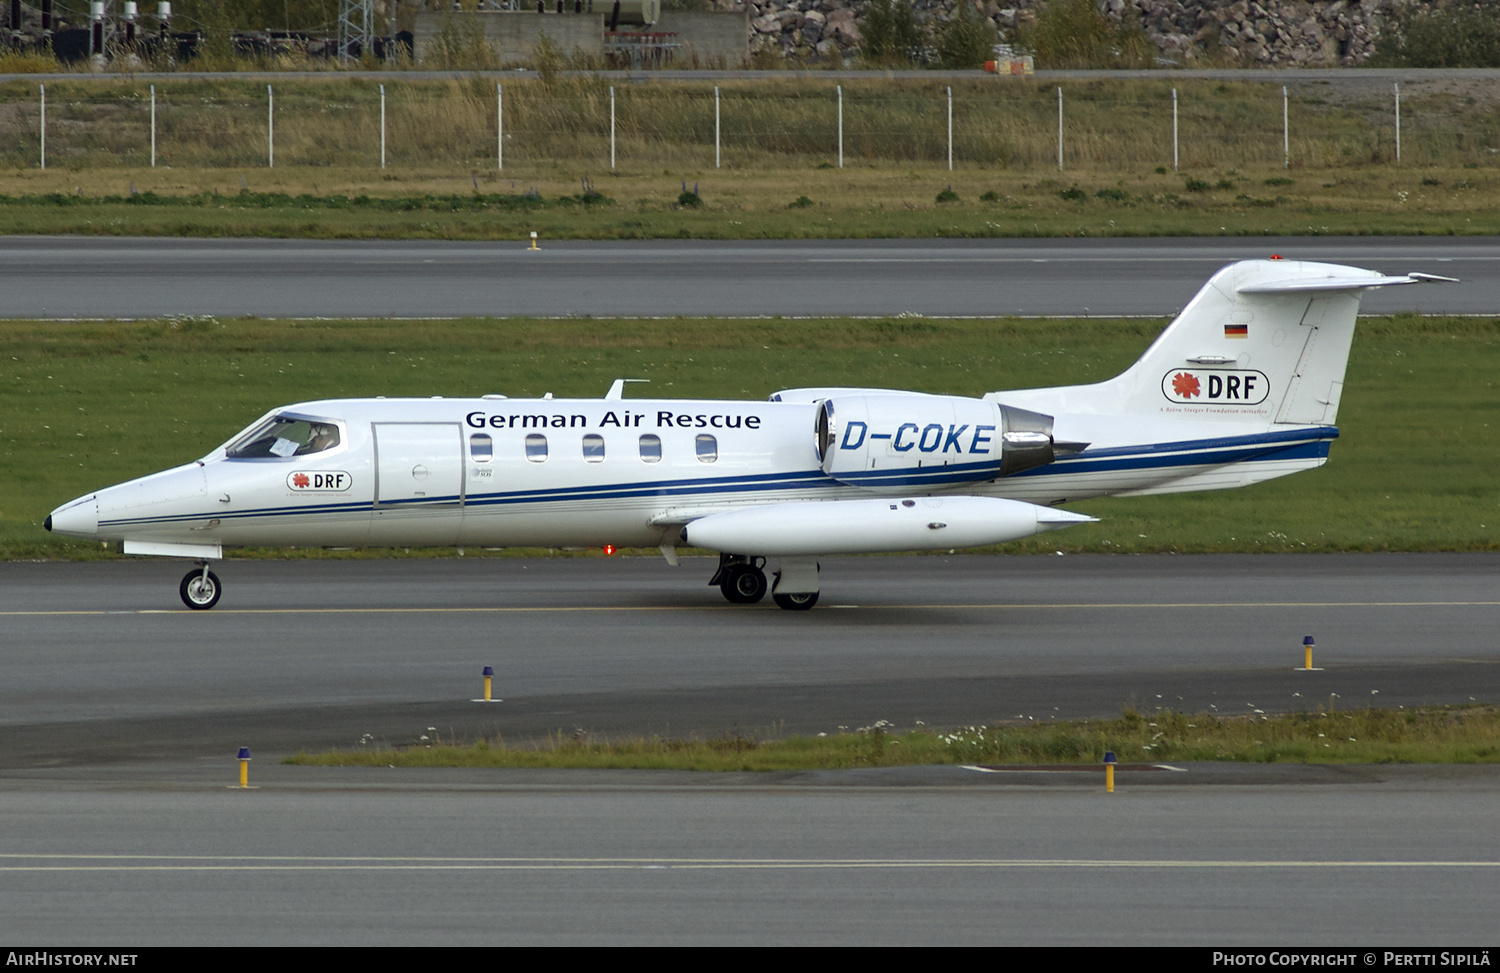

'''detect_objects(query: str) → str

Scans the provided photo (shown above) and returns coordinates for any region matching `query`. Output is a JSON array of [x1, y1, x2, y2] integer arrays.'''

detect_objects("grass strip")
[[3, 313, 1496, 559], [286, 705, 1500, 771], [1, 168, 1498, 239]]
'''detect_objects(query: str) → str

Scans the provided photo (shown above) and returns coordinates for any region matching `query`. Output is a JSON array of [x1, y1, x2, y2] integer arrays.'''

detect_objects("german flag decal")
[[1224, 324, 1249, 338]]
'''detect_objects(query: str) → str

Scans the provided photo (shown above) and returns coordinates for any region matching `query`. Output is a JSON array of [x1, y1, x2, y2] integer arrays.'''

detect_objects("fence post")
[[1172, 88, 1178, 171], [150, 84, 156, 168], [379, 83, 386, 169], [1282, 85, 1288, 169], [946, 86, 952, 171], [497, 83, 503, 171], [715, 85, 720, 169], [268, 84, 274, 168], [1394, 82, 1401, 164], [837, 84, 843, 169], [610, 85, 615, 169], [39, 83, 44, 170], [1057, 86, 1063, 170]]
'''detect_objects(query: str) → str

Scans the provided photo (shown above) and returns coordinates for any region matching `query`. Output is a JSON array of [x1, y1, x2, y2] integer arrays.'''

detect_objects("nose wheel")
[[179, 566, 222, 610]]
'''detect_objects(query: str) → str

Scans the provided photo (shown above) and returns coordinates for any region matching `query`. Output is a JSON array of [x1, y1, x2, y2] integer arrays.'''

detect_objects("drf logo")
[[287, 471, 352, 492], [1161, 369, 1270, 405]]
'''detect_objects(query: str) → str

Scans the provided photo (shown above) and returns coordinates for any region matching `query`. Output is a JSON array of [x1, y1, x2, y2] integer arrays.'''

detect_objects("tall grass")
[[2, 76, 1498, 172], [288, 706, 1500, 770]]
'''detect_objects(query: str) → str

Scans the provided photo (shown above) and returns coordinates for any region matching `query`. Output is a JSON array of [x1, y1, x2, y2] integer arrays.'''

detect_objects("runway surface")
[[4, 767, 1499, 946], [3, 236, 1494, 319], [2, 552, 1499, 944]]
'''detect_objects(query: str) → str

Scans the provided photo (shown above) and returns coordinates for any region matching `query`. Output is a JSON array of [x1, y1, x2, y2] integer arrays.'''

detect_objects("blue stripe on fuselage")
[[97, 426, 1338, 529]]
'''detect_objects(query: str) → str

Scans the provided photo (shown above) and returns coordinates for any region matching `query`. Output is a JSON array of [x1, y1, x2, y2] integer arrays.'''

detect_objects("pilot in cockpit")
[[303, 423, 340, 455]]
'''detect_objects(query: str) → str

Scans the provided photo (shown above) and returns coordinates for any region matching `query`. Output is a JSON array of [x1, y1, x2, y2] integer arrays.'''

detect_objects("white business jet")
[[47, 258, 1451, 610]]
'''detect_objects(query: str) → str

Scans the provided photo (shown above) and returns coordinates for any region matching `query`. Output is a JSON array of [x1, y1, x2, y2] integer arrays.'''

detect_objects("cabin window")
[[695, 434, 718, 464], [469, 434, 493, 463], [638, 434, 662, 464], [524, 434, 548, 463], [582, 434, 605, 463], [226, 416, 341, 459]]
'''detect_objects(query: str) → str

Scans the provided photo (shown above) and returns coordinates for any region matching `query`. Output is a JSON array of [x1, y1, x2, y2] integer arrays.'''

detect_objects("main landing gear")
[[712, 554, 768, 604], [772, 590, 819, 611], [180, 563, 222, 610], [709, 554, 820, 611]]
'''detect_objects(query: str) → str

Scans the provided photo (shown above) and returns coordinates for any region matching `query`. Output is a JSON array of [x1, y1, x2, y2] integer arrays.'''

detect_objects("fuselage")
[[47, 393, 1336, 553]]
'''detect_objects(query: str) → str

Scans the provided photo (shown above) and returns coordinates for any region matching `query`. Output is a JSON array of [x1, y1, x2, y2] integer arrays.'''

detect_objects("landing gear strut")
[[179, 563, 221, 610], [710, 553, 767, 604]]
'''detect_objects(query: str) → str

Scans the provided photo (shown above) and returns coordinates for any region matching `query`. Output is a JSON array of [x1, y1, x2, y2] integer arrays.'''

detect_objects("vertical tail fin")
[[1001, 259, 1451, 427]]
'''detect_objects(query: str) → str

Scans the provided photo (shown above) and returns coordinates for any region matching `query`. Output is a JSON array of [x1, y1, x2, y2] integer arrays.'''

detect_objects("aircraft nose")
[[47, 495, 99, 539]]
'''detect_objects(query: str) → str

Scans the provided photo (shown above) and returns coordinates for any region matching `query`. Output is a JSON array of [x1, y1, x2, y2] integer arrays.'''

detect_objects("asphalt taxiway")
[[2, 236, 1494, 319], [3, 553, 1498, 763], [2, 553, 1498, 944]]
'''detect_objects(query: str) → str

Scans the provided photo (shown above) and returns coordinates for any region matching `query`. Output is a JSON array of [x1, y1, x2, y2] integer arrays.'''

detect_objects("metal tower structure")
[[338, 0, 372, 61]]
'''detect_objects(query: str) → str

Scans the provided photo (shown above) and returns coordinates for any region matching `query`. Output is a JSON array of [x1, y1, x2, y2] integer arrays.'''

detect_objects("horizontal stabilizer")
[[1238, 272, 1458, 294]]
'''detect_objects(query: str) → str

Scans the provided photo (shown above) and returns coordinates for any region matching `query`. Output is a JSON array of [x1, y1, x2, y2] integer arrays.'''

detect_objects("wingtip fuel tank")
[[683, 496, 1094, 558]]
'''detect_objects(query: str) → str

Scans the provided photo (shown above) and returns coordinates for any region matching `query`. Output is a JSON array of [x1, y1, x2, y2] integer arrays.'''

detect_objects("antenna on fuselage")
[[604, 378, 651, 400]]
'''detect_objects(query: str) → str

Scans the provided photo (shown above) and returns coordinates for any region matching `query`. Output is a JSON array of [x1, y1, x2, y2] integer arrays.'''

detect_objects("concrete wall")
[[413, 12, 602, 62], [657, 10, 749, 66], [413, 9, 746, 65]]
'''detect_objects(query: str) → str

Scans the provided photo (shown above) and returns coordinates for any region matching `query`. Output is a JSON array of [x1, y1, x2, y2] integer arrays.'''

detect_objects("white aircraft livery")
[[47, 258, 1452, 610]]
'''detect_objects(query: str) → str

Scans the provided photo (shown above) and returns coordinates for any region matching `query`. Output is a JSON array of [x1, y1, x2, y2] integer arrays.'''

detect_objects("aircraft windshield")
[[225, 415, 341, 459]]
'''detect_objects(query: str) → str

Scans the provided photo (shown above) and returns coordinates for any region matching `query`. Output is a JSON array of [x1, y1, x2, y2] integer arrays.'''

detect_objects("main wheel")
[[719, 564, 768, 604], [772, 590, 819, 611], [179, 569, 222, 610]]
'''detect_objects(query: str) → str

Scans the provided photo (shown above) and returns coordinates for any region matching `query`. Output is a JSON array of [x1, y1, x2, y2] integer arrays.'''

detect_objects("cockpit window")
[[226, 416, 341, 459]]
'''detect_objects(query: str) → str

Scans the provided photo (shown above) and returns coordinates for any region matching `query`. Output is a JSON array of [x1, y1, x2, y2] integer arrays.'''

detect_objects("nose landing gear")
[[179, 563, 222, 610]]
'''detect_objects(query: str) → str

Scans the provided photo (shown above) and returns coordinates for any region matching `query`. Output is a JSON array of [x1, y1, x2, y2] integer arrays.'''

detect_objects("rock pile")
[[749, 2, 863, 59], [741, 0, 1396, 66]]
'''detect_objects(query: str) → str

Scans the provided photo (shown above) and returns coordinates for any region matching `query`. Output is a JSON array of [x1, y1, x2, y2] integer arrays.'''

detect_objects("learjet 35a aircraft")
[[47, 258, 1452, 610]]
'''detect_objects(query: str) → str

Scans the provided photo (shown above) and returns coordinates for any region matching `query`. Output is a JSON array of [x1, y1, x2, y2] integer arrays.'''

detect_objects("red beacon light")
[[603, 544, 616, 556], [1270, 253, 1283, 259]]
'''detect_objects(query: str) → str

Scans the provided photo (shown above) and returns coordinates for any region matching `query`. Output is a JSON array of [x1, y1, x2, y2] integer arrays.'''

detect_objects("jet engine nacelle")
[[812, 394, 1057, 489]]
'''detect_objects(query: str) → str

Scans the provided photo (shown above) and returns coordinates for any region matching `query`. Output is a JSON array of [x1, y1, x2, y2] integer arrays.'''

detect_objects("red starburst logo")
[[1172, 372, 1201, 398], [292, 473, 310, 488]]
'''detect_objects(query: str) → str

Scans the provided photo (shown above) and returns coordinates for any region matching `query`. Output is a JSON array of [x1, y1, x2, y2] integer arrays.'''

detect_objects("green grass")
[[286, 705, 1500, 770], [3, 313, 1496, 560], [1, 169, 1499, 239]]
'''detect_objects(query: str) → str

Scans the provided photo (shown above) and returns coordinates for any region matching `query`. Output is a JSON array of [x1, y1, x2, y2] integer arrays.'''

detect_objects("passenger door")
[[373, 423, 464, 508]]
